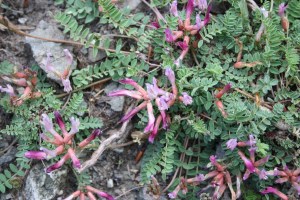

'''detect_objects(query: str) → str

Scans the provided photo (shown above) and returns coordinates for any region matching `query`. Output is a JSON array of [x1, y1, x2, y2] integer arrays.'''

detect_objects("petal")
[[24, 151, 47, 160], [62, 78, 72, 93], [46, 153, 70, 173], [54, 111, 68, 136], [226, 138, 237, 151], [144, 102, 155, 133], [69, 117, 80, 135], [186, 0, 194, 19], [165, 28, 174, 43], [63, 49, 73, 66], [120, 101, 147, 122], [165, 67, 175, 85], [68, 148, 81, 169], [148, 115, 162, 143], [181, 92, 193, 105], [170, 0, 178, 17], [78, 129, 102, 148], [238, 151, 255, 173]]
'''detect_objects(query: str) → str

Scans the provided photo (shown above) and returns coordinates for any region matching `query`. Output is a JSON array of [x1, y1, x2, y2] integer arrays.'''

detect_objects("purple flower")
[[46, 154, 69, 173], [261, 187, 288, 200], [68, 148, 81, 169], [194, 0, 207, 11], [0, 84, 15, 97], [186, 0, 194, 19], [158, 96, 169, 110], [259, 169, 268, 180], [181, 92, 193, 105], [108, 90, 143, 99], [170, 0, 178, 17], [151, 21, 160, 29], [176, 41, 189, 50], [165, 67, 175, 85], [69, 117, 80, 135], [168, 192, 177, 199], [165, 28, 174, 43], [62, 78, 72, 93], [44, 53, 55, 73], [40, 147, 56, 159], [210, 155, 217, 165], [120, 101, 148, 122], [54, 111, 67, 134], [195, 174, 205, 182], [238, 151, 255, 173], [226, 138, 237, 151], [78, 129, 102, 148], [63, 49, 73, 66], [146, 83, 159, 99], [144, 102, 155, 133], [247, 134, 256, 147], [25, 151, 47, 160], [278, 3, 288, 17], [41, 114, 54, 132]]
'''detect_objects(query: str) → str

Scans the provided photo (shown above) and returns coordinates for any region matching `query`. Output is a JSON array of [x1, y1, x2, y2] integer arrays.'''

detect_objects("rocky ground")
[[0, 0, 162, 199]]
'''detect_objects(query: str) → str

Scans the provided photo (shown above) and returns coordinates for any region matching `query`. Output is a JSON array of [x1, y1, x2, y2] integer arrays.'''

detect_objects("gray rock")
[[88, 48, 106, 62], [25, 20, 76, 84], [24, 163, 68, 200], [120, 0, 141, 11], [18, 18, 28, 24], [0, 147, 17, 166], [107, 178, 114, 188], [103, 83, 125, 112]]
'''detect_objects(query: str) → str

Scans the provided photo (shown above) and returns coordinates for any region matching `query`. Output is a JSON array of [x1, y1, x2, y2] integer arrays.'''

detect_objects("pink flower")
[[86, 186, 115, 200], [176, 41, 189, 50], [226, 138, 237, 151], [146, 83, 159, 99], [158, 96, 169, 110], [210, 155, 217, 165], [278, 3, 288, 17], [54, 111, 67, 135], [186, 0, 194, 19], [25, 151, 47, 160], [170, 0, 178, 17], [181, 92, 193, 105], [44, 53, 55, 73], [144, 102, 155, 133], [148, 115, 162, 143], [238, 151, 255, 173], [165, 28, 174, 43], [78, 129, 102, 148], [215, 83, 232, 98], [151, 21, 160, 29], [120, 101, 148, 122], [63, 49, 73, 66], [68, 148, 81, 169], [261, 187, 288, 200], [0, 84, 16, 97], [46, 153, 70, 173], [195, 174, 205, 182], [108, 90, 143, 100]]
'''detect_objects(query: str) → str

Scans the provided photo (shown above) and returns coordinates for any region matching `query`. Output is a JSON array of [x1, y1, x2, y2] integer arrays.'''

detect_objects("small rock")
[[24, 163, 68, 200], [25, 20, 76, 84], [18, 18, 28, 24], [103, 83, 125, 112], [112, 147, 124, 154], [107, 179, 114, 188], [119, 0, 141, 11], [88, 48, 106, 62], [0, 147, 17, 166]]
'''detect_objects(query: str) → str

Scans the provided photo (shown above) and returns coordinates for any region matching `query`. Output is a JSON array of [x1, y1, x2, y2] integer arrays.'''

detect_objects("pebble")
[[107, 178, 114, 188], [18, 18, 28, 24]]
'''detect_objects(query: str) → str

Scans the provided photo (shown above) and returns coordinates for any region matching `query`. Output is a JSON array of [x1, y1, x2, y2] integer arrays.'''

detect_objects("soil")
[[0, 1, 152, 199]]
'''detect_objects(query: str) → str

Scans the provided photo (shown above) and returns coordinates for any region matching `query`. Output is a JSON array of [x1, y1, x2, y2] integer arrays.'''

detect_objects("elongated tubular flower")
[[78, 129, 102, 148], [168, 184, 181, 199], [215, 100, 228, 118], [25, 151, 47, 160], [86, 186, 115, 200], [165, 28, 175, 43], [144, 102, 155, 133], [41, 114, 64, 144], [120, 101, 148, 122], [0, 84, 16, 97], [40, 145, 64, 159], [278, 3, 288, 17], [151, 21, 160, 29], [69, 117, 80, 135], [258, 169, 268, 180], [108, 89, 143, 100], [176, 41, 189, 50], [210, 155, 225, 171], [238, 151, 255, 173], [148, 115, 162, 143], [254, 155, 270, 166], [68, 148, 81, 169], [186, 0, 194, 20], [261, 187, 288, 200], [63, 49, 73, 66], [215, 83, 232, 99], [63, 190, 81, 200], [46, 153, 70, 173], [170, 0, 178, 17], [175, 36, 190, 66], [225, 171, 236, 199], [62, 78, 72, 93], [226, 138, 237, 151], [155, 98, 169, 129], [87, 192, 97, 200], [119, 78, 148, 99], [54, 111, 68, 136]]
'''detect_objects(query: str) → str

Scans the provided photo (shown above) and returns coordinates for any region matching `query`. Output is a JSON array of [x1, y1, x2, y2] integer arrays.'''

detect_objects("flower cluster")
[[214, 83, 231, 118], [0, 67, 41, 106], [168, 155, 239, 199], [108, 67, 192, 143], [64, 186, 114, 200], [226, 134, 300, 199], [166, 0, 211, 66], [43, 49, 73, 93], [25, 111, 101, 173]]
